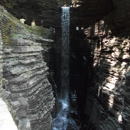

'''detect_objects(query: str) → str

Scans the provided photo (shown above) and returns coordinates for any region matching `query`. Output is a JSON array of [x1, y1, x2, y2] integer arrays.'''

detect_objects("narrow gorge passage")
[[52, 7, 79, 130], [1, 1, 130, 130]]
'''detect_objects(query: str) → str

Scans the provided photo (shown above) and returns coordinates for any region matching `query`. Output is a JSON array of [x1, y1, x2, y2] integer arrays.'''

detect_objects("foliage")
[[24, 24, 52, 38]]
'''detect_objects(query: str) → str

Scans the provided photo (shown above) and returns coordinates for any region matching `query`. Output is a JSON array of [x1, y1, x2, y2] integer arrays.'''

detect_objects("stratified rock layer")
[[83, 19, 130, 130], [0, 30, 3, 96], [0, 6, 54, 130]]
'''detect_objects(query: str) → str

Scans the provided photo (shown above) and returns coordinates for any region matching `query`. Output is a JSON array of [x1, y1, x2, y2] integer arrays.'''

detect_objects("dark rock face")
[[70, 0, 114, 29], [0, 29, 3, 97], [71, 15, 130, 130], [124, 72, 130, 130], [0, 6, 54, 130], [69, 1, 130, 129], [0, 0, 115, 95], [1, 0, 130, 130], [0, 0, 114, 29]]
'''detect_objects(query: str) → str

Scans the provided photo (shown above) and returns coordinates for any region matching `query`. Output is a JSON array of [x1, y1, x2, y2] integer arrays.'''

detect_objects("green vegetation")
[[0, 5, 52, 45], [24, 24, 52, 38]]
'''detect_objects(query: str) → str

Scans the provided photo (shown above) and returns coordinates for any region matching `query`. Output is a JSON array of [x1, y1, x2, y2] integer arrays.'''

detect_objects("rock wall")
[[0, 6, 54, 130], [68, 1, 130, 129], [0, 30, 3, 97], [84, 18, 130, 130]]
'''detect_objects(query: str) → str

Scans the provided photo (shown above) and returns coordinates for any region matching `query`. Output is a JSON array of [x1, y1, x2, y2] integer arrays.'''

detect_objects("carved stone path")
[[0, 98, 18, 130]]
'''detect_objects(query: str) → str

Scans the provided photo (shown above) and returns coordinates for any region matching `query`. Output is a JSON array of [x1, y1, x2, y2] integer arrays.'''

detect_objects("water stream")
[[60, 6, 70, 102], [52, 7, 70, 130], [52, 7, 80, 130]]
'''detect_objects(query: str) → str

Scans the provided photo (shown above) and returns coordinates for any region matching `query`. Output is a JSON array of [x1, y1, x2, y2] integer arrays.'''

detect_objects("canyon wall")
[[1, 0, 130, 130], [0, 6, 54, 130], [83, 3, 130, 130], [0, 30, 3, 98]]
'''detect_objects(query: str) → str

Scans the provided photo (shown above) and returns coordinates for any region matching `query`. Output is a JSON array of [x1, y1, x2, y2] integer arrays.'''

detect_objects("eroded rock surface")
[[82, 19, 130, 130], [0, 6, 55, 130]]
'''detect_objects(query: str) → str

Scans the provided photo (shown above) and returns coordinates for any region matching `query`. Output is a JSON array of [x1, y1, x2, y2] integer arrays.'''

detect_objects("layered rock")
[[124, 72, 130, 130], [83, 19, 130, 130], [68, 1, 130, 129], [0, 6, 54, 130], [1, 0, 130, 130], [0, 30, 3, 96]]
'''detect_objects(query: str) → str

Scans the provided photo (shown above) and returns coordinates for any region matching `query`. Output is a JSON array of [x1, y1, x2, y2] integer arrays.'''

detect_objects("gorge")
[[0, 0, 130, 130]]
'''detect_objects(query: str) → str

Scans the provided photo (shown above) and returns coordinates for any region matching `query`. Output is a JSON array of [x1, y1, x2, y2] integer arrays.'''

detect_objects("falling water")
[[52, 7, 79, 130], [52, 7, 70, 130], [61, 6, 70, 100]]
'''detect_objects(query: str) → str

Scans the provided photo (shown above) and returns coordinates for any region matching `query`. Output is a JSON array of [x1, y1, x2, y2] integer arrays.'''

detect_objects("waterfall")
[[52, 7, 79, 130], [61, 7, 70, 101], [52, 7, 70, 130]]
